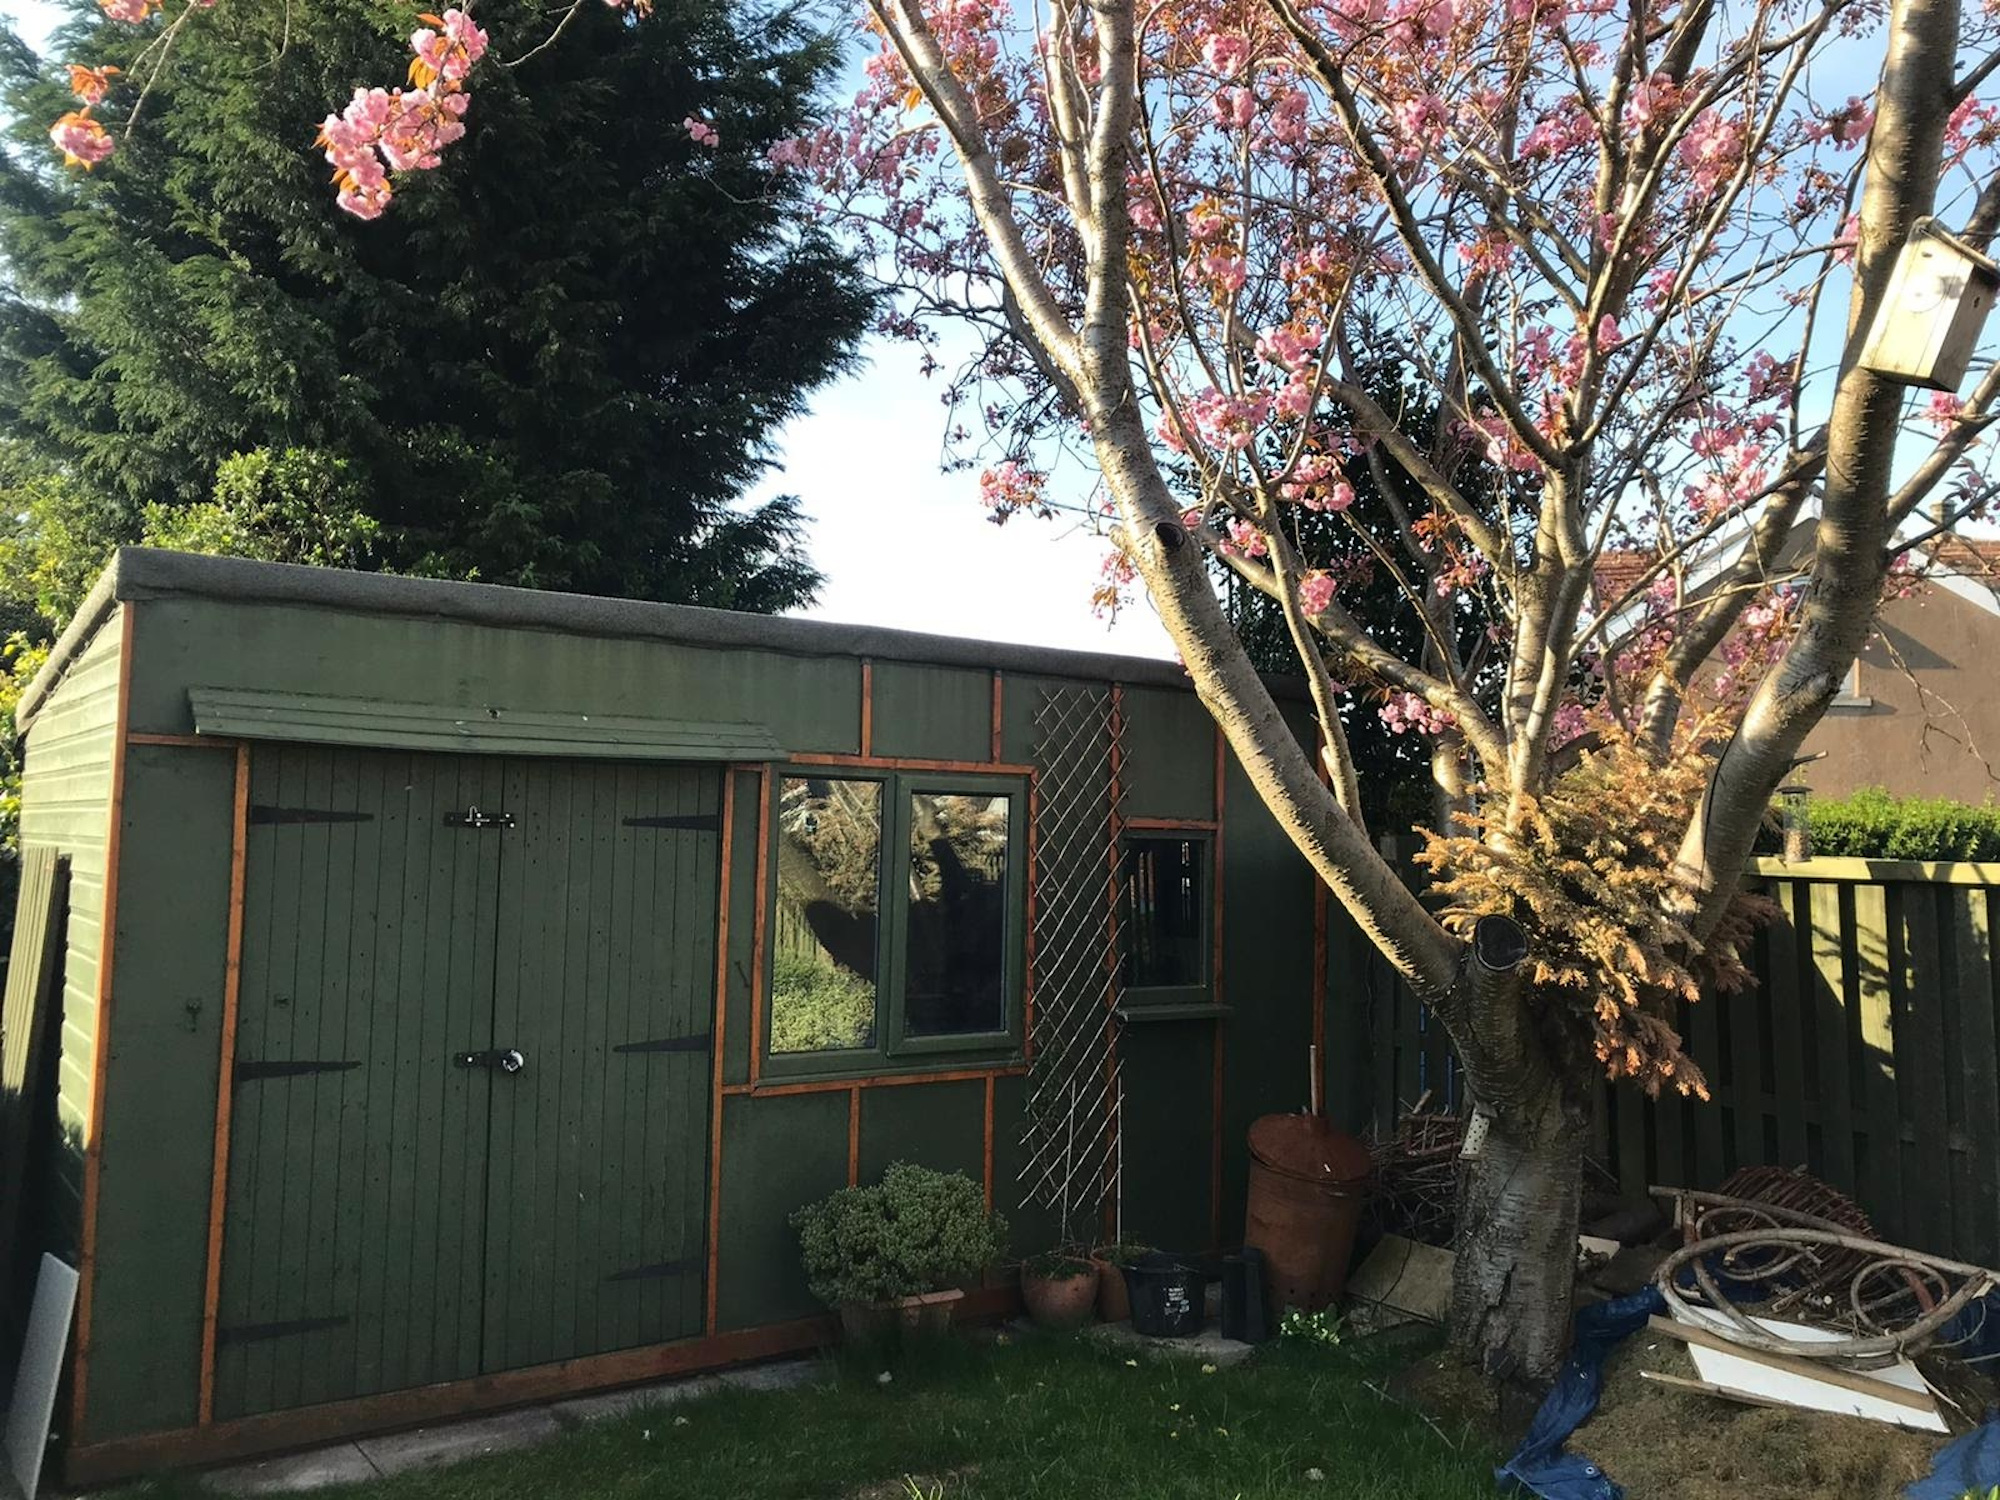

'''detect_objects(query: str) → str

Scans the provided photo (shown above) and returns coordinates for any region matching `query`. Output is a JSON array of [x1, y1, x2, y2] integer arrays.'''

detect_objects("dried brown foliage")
[[1415, 728, 1777, 1098]]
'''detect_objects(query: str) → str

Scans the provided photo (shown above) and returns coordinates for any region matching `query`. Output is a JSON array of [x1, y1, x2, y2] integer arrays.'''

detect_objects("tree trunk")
[[1450, 1102, 1586, 1390]]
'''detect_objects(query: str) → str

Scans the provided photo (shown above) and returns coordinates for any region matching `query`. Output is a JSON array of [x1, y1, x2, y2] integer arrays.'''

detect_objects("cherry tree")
[[42, 0, 2000, 1382], [773, 0, 2000, 1382]]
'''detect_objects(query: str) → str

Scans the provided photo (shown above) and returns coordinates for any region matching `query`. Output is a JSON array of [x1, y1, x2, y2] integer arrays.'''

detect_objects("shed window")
[[1121, 836, 1211, 1000], [772, 777, 882, 1054], [767, 770, 1025, 1071], [903, 790, 1012, 1037]]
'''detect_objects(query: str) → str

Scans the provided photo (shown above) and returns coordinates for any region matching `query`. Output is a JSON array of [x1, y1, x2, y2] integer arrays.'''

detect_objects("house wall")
[[1800, 581, 2000, 806], [40, 578, 1326, 1476]]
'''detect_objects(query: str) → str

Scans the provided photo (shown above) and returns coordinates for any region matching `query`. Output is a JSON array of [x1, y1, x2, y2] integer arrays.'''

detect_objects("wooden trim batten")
[[847, 1086, 861, 1186], [859, 660, 873, 758], [196, 744, 252, 1426], [720, 1063, 1027, 1099], [704, 770, 739, 1338], [126, 732, 240, 750], [70, 604, 135, 1442], [982, 1075, 996, 1212], [788, 753, 1038, 778], [990, 672, 1004, 763], [1210, 726, 1227, 1251], [748, 766, 771, 1086]]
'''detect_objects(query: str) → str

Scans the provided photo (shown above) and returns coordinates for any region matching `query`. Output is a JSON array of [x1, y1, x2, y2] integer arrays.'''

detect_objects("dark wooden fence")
[[1340, 854, 2000, 1270]]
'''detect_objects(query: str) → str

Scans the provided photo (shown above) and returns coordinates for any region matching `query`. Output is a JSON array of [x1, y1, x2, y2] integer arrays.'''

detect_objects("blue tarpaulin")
[[1903, 1417, 2000, 1500], [1496, 1285, 1665, 1500]]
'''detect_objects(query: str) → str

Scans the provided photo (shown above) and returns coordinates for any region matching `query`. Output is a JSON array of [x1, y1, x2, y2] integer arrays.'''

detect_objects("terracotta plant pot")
[[1092, 1255, 1132, 1322], [838, 1288, 964, 1346], [1021, 1266, 1098, 1330]]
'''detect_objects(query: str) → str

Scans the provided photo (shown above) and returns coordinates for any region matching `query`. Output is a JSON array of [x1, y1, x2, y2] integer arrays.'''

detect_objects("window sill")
[[1113, 1001, 1232, 1023]]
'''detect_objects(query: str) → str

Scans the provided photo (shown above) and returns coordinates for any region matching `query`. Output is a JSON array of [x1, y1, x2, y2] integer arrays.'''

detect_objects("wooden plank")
[[1895, 883, 1953, 1256], [1849, 880, 1902, 1239], [1727, 919, 1771, 1182], [0, 849, 68, 1333], [1767, 881, 1811, 1169], [1807, 882, 1857, 1191], [1645, 1317, 1934, 1414], [1953, 888, 2000, 1266], [1637, 1370, 1791, 1411]]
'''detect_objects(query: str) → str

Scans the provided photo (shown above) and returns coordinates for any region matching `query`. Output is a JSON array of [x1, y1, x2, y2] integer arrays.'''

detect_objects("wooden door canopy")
[[187, 688, 784, 763]]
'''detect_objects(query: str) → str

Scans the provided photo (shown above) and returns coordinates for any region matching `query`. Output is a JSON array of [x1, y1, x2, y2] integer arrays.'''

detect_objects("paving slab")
[[205, 1443, 380, 1495], [550, 1374, 728, 1425], [1083, 1319, 1257, 1366], [355, 1408, 563, 1476], [713, 1358, 820, 1394]]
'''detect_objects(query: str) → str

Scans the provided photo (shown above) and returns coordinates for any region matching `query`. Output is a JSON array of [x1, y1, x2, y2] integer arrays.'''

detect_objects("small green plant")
[[1279, 1306, 1345, 1347], [1764, 785, 2000, 861], [902, 1479, 945, 1500], [791, 1162, 1006, 1307], [1022, 1249, 1094, 1280], [1956, 1489, 1999, 1500]]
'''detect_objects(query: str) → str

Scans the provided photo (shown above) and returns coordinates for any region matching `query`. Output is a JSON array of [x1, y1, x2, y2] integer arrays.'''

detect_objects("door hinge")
[[455, 1048, 526, 1073], [250, 806, 374, 826], [234, 1059, 361, 1084], [443, 806, 515, 829], [613, 1032, 712, 1055], [215, 1314, 351, 1347]]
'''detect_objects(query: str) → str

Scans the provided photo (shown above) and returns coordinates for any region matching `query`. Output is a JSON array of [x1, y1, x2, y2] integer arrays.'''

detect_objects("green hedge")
[[1776, 786, 2000, 862]]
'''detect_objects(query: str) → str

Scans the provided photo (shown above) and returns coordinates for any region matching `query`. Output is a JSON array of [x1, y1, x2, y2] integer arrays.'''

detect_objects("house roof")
[[20, 548, 1296, 733]]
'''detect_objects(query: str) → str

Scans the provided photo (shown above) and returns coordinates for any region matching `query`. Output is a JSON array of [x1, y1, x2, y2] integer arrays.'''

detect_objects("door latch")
[[443, 805, 515, 829], [456, 1048, 526, 1073]]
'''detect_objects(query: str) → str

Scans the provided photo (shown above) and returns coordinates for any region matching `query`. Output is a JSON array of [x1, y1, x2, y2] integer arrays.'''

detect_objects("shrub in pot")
[[1089, 1242, 1151, 1322], [1021, 1249, 1099, 1330], [790, 1162, 1006, 1346]]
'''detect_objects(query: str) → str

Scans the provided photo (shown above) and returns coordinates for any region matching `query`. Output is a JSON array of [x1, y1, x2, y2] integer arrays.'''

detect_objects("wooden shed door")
[[216, 748, 719, 1419]]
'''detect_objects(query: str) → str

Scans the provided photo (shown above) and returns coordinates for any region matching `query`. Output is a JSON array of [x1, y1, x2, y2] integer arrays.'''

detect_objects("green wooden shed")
[[11, 548, 1331, 1482]]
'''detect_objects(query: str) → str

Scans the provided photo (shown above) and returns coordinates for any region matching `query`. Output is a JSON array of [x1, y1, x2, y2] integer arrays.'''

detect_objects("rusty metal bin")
[[1243, 1114, 1372, 1318]]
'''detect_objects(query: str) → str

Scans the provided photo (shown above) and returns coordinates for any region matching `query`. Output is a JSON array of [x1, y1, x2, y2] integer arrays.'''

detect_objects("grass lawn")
[[123, 1331, 1501, 1500]]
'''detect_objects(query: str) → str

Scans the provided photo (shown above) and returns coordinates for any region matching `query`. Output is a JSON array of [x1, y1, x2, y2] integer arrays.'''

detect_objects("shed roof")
[[21, 548, 1286, 732]]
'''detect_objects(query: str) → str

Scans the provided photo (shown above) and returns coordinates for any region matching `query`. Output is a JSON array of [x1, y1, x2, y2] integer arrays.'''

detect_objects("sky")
[[0, 0, 1181, 661]]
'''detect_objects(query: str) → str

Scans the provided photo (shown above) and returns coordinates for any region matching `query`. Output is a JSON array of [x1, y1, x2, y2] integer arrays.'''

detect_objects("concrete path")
[[203, 1359, 822, 1495]]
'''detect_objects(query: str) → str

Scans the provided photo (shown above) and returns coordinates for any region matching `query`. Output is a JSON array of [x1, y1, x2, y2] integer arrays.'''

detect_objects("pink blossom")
[[1224, 517, 1270, 558], [1211, 87, 1257, 130], [684, 116, 719, 148], [1379, 691, 1455, 737], [1201, 251, 1248, 292], [67, 65, 118, 106], [1925, 393, 1966, 433], [1298, 571, 1336, 615], [97, 0, 158, 22], [1202, 34, 1250, 75], [49, 111, 114, 167], [978, 460, 1045, 518]]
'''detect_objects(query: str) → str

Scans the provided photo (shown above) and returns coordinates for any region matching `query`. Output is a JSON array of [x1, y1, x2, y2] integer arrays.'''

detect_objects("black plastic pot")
[[1121, 1252, 1206, 1338]]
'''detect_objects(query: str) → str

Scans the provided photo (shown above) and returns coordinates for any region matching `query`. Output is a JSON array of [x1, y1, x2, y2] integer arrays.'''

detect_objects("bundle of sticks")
[[1368, 1094, 1463, 1248]]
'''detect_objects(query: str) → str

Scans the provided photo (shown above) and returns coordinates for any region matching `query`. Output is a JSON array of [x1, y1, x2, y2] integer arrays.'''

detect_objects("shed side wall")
[[18, 603, 125, 1261]]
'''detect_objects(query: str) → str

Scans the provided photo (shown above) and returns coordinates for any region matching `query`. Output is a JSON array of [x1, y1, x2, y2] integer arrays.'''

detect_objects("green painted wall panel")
[[126, 600, 865, 755], [856, 1080, 983, 1187], [19, 604, 124, 1263], [1116, 1024, 1216, 1254], [1119, 686, 1217, 822], [85, 743, 233, 1442], [869, 663, 989, 764], [1217, 740, 1317, 1240], [998, 674, 1090, 767], [721, 769, 764, 1087], [987, 1073, 1060, 1255], [715, 1091, 848, 1331]]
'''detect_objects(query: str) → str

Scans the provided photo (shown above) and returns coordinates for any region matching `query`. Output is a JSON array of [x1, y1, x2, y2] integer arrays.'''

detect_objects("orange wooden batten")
[[196, 744, 252, 1425], [1124, 816, 1219, 832], [68, 605, 135, 1441], [721, 1063, 1027, 1100], [703, 770, 739, 1337], [846, 1086, 861, 1186], [1101, 685, 1124, 1242], [1210, 726, 1228, 1251], [989, 671, 1004, 763], [790, 753, 1039, 777], [858, 660, 873, 757], [747, 765, 772, 1085], [982, 1075, 996, 1211]]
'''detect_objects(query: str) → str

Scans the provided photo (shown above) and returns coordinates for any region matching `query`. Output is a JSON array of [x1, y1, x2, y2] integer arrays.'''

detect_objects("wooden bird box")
[[1857, 217, 1999, 392]]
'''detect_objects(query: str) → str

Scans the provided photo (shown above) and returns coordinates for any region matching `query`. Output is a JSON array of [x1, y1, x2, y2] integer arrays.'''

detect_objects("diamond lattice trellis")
[[1017, 686, 1124, 1235]]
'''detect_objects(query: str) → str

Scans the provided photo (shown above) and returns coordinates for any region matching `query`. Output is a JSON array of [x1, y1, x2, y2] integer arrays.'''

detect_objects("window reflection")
[[903, 791, 1010, 1037], [771, 777, 880, 1053], [1123, 838, 1205, 988]]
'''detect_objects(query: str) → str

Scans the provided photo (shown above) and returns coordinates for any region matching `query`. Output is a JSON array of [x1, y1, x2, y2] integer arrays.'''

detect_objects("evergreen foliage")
[[790, 1163, 1006, 1307], [0, 0, 873, 607], [1794, 786, 2000, 862]]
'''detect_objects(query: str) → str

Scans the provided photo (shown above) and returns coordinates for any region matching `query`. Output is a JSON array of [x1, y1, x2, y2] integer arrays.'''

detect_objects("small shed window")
[[1121, 835, 1212, 1006], [766, 769, 1025, 1072]]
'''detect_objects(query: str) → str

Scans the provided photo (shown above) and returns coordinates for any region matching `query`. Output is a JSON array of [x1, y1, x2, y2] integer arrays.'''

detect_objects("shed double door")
[[214, 747, 721, 1419]]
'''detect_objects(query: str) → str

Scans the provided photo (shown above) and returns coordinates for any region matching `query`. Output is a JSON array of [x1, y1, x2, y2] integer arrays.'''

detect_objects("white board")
[[1683, 1315, 1947, 1434], [4, 1255, 79, 1500]]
